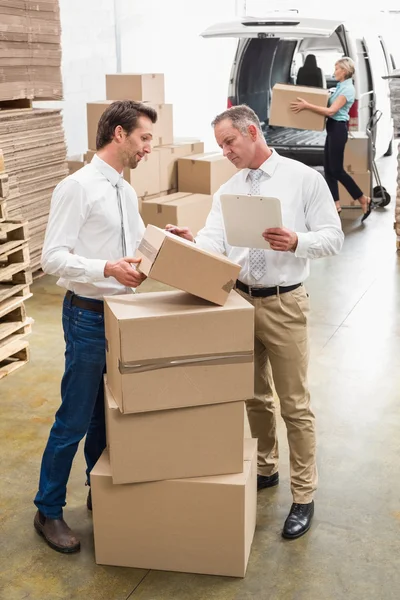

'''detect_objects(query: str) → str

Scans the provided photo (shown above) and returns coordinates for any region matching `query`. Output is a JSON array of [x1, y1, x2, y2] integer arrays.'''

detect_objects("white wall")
[[115, 0, 238, 151], [35, 0, 117, 157]]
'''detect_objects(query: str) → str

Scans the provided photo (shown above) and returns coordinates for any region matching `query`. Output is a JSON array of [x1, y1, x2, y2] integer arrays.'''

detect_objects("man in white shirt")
[[33, 100, 156, 553], [168, 105, 344, 540]]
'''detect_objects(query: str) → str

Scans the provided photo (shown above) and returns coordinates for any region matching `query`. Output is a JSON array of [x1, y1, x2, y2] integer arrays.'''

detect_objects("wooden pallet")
[[0, 335, 30, 380], [0, 173, 9, 199], [0, 99, 32, 112], [0, 281, 30, 304], [0, 243, 31, 283], [0, 199, 7, 222], [0, 221, 30, 255]]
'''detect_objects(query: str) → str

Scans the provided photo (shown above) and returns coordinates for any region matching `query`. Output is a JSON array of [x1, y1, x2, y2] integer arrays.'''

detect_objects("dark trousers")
[[34, 294, 106, 519], [324, 118, 363, 202]]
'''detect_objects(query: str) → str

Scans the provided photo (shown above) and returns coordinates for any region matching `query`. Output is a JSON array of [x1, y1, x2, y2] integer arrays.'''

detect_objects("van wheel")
[[384, 139, 393, 157]]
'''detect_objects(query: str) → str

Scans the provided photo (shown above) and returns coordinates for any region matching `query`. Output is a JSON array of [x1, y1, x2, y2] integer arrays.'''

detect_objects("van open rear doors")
[[201, 16, 342, 40]]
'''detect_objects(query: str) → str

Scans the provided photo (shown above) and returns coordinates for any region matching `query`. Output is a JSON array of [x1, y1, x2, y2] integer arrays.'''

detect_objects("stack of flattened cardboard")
[[388, 73, 400, 249], [0, 0, 63, 101], [91, 228, 258, 577], [0, 107, 68, 272], [0, 150, 33, 380], [83, 73, 237, 229]]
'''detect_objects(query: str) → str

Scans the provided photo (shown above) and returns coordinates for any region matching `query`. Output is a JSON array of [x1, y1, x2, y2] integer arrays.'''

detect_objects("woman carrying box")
[[291, 57, 372, 221]]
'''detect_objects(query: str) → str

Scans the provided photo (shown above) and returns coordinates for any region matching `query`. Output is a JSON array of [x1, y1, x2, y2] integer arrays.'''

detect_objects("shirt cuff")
[[87, 259, 108, 281], [294, 232, 309, 259]]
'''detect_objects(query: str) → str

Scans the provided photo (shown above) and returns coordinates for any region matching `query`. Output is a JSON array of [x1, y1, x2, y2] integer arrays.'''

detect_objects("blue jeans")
[[34, 294, 107, 519]]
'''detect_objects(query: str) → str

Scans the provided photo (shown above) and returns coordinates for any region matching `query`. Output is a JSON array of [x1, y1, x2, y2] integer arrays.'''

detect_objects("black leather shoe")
[[257, 472, 279, 491], [282, 501, 314, 539], [87, 489, 92, 511]]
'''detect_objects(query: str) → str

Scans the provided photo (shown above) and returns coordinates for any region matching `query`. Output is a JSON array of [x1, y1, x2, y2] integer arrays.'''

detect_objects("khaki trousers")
[[240, 285, 317, 504]]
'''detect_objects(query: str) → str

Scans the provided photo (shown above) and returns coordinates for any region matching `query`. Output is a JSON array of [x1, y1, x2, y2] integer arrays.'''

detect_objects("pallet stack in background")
[[79, 73, 237, 236], [0, 149, 33, 380], [388, 72, 400, 250], [91, 229, 258, 577], [0, 0, 68, 378]]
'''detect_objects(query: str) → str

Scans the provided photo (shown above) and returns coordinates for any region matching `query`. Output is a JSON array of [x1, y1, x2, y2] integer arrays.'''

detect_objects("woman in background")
[[291, 57, 372, 221]]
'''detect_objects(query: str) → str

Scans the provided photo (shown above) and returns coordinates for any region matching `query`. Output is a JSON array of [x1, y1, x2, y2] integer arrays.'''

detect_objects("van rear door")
[[201, 16, 343, 40]]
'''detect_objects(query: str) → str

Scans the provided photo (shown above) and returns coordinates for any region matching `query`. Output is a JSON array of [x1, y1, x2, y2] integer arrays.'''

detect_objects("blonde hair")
[[335, 57, 355, 80]]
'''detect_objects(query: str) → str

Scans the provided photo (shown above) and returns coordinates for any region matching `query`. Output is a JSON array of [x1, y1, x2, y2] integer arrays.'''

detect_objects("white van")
[[201, 14, 394, 166]]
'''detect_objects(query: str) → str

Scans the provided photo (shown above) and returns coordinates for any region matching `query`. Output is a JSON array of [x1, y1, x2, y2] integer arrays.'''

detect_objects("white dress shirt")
[[41, 154, 145, 299], [195, 150, 344, 287]]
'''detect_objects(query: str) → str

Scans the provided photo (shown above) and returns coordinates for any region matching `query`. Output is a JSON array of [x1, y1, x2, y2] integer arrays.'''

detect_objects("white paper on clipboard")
[[220, 194, 283, 249]]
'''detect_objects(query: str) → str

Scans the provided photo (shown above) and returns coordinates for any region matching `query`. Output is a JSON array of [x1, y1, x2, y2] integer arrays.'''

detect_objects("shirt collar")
[[91, 154, 124, 187], [245, 148, 280, 181]]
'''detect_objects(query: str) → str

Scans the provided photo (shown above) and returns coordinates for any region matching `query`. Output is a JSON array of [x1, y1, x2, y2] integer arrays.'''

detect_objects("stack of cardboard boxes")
[[83, 73, 237, 236], [91, 225, 258, 577]]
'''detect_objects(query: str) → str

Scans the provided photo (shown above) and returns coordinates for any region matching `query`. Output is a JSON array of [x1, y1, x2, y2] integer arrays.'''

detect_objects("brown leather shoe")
[[34, 510, 81, 553]]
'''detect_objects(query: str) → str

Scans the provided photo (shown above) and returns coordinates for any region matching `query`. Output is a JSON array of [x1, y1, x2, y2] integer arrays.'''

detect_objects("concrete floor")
[[1, 151, 400, 599]]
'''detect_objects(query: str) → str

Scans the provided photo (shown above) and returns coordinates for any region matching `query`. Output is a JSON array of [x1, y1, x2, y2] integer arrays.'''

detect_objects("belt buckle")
[[248, 285, 263, 297]]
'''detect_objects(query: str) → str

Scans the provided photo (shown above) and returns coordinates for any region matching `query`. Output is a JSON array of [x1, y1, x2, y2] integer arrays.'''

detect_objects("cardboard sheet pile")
[[0, 0, 67, 274], [91, 229, 258, 577], [0, 0, 63, 101], [388, 72, 400, 250], [0, 106, 68, 272], [82, 73, 238, 234]]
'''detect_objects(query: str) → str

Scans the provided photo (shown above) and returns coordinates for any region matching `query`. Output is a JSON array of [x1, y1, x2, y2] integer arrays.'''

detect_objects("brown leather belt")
[[236, 280, 302, 298], [65, 290, 104, 314]]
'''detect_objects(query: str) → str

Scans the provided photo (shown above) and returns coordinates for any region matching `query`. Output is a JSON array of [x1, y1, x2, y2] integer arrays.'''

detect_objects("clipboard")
[[220, 194, 283, 249]]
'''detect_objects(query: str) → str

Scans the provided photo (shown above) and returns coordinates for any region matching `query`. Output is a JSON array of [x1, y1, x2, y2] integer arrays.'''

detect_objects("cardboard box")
[[178, 153, 238, 195], [269, 83, 329, 131], [140, 192, 212, 235], [343, 133, 369, 173], [127, 150, 161, 197], [339, 170, 371, 206], [92, 439, 257, 577], [87, 101, 162, 150], [106, 73, 165, 104], [104, 289, 254, 414], [87, 101, 113, 151], [148, 103, 173, 146], [67, 159, 84, 175], [157, 141, 205, 191], [136, 225, 241, 305], [104, 379, 244, 484]]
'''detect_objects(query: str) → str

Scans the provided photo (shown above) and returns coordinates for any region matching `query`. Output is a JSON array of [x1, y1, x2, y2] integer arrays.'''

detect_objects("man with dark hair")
[[167, 104, 343, 540], [33, 100, 157, 553]]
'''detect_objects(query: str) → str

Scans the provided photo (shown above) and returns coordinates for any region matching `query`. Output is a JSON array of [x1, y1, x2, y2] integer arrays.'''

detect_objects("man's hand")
[[165, 224, 195, 243], [290, 97, 309, 113], [263, 228, 298, 253], [104, 257, 147, 288]]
